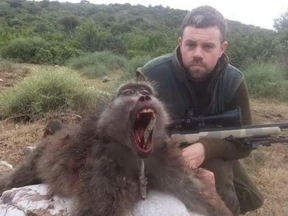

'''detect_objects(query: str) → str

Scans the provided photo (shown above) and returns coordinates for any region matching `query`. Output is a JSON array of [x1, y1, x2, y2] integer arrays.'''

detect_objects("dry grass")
[[81, 69, 123, 92], [0, 64, 287, 215], [241, 146, 288, 216], [0, 121, 45, 166], [0, 60, 30, 92], [238, 98, 288, 216]]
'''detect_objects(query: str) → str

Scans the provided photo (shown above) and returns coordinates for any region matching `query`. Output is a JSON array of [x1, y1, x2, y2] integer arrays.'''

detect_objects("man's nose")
[[193, 46, 204, 59]]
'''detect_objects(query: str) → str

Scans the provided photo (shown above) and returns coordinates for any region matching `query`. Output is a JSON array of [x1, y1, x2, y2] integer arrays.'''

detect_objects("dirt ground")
[[0, 64, 287, 215], [242, 98, 288, 215]]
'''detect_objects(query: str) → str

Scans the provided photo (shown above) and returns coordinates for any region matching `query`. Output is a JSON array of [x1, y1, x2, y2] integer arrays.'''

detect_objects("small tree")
[[274, 9, 288, 32], [74, 19, 100, 52], [58, 16, 80, 38], [273, 9, 288, 62]]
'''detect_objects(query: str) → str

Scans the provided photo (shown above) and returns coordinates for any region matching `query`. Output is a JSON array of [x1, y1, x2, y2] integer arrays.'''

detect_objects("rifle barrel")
[[238, 122, 288, 130], [172, 122, 288, 134]]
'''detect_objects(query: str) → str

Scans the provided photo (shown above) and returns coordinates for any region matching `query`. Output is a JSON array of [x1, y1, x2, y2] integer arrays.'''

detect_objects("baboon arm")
[[147, 154, 233, 216], [0, 145, 44, 195]]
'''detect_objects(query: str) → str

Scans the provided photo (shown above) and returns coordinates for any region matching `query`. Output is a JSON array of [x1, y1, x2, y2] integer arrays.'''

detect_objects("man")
[[136, 5, 264, 216]]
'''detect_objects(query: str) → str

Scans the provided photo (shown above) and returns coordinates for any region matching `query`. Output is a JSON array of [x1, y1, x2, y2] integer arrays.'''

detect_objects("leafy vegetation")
[[244, 61, 288, 102], [65, 51, 127, 78], [0, 0, 287, 70], [0, 0, 288, 119]]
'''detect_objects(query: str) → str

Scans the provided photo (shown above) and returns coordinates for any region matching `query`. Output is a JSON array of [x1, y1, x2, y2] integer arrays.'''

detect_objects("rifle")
[[168, 106, 288, 149]]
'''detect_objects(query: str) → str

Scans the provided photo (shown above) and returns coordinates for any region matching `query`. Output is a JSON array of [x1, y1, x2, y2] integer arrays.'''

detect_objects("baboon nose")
[[139, 95, 151, 102]]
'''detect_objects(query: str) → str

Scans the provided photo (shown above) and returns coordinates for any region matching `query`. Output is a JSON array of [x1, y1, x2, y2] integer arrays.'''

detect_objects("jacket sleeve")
[[200, 80, 253, 161]]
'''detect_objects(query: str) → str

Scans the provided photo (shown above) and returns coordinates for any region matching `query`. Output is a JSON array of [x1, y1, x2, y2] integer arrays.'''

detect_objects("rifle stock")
[[171, 126, 282, 144], [168, 106, 288, 149]]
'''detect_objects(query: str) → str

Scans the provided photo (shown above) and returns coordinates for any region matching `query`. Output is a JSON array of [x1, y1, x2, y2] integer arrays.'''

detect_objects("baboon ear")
[[136, 69, 148, 82]]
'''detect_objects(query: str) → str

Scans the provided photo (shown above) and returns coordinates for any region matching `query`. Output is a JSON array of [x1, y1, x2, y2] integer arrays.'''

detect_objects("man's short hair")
[[181, 5, 227, 42]]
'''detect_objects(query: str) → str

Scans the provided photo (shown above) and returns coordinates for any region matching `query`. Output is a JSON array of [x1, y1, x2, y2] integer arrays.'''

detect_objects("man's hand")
[[181, 142, 205, 169]]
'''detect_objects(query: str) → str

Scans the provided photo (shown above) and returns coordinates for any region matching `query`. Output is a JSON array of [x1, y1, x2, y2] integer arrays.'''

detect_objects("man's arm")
[[199, 80, 253, 161], [227, 79, 252, 126]]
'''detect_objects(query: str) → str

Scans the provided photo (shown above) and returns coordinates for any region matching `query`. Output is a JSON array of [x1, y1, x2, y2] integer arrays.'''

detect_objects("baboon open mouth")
[[133, 108, 156, 154]]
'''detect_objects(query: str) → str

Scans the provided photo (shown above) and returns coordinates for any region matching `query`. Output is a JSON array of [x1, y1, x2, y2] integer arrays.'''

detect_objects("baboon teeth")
[[137, 109, 155, 119], [140, 108, 154, 113]]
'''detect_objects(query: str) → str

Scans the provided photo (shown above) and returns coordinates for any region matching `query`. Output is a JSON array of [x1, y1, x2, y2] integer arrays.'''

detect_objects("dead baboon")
[[0, 80, 232, 216]]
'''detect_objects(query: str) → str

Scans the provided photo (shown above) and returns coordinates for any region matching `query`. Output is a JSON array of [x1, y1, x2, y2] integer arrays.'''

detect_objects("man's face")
[[178, 26, 227, 81]]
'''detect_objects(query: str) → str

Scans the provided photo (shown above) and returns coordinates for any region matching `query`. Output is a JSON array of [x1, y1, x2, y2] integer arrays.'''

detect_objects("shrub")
[[122, 54, 151, 79], [1, 37, 47, 63], [1, 37, 82, 65], [0, 68, 103, 120], [244, 61, 288, 102], [65, 51, 127, 78]]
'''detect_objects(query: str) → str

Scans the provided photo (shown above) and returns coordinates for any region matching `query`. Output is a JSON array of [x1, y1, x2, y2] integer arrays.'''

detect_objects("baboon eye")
[[123, 89, 134, 96], [141, 90, 150, 95]]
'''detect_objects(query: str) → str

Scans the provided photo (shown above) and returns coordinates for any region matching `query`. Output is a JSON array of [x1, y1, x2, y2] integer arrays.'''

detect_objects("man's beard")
[[184, 63, 212, 82]]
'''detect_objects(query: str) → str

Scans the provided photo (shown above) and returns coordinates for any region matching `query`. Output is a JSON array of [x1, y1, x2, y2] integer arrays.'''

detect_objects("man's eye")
[[187, 43, 195, 48], [123, 89, 133, 95], [203, 44, 213, 49]]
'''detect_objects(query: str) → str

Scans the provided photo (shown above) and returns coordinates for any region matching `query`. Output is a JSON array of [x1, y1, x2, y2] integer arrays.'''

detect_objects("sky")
[[57, 0, 288, 30]]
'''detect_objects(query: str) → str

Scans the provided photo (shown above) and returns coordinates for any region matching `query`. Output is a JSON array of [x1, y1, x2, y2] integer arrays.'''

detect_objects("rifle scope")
[[171, 106, 242, 130]]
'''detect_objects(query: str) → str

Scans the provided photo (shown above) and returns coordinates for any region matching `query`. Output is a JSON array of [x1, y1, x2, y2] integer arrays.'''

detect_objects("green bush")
[[121, 55, 151, 79], [49, 44, 83, 65], [34, 47, 54, 64], [65, 51, 127, 78], [0, 68, 102, 120], [244, 61, 288, 102], [1, 37, 82, 65], [1, 37, 48, 63], [9, 18, 24, 27]]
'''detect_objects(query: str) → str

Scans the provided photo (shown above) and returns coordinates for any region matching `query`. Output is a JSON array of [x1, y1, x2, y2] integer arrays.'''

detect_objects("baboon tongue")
[[135, 128, 151, 151], [133, 111, 156, 152]]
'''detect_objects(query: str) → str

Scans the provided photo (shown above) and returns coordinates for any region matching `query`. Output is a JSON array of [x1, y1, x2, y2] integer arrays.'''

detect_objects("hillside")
[[0, 0, 286, 70]]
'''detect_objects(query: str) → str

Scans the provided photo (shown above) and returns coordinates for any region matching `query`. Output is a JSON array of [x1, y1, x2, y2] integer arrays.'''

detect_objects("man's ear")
[[136, 69, 148, 82], [220, 41, 228, 57], [178, 36, 183, 46]]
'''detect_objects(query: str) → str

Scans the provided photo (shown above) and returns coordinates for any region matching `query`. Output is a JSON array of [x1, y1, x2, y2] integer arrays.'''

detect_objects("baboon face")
[[97, 81, 169, 159]]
